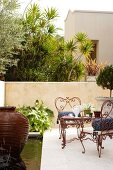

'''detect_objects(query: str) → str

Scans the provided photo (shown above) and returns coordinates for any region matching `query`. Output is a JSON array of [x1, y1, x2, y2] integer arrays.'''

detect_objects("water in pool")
[[21, 138, 42, 170]]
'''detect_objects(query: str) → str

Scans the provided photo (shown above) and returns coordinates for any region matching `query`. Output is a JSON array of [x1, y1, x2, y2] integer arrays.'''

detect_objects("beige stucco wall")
[[65, 10, 113, 64], [5, 82, 110, 126], [0, 81, 5, 106]]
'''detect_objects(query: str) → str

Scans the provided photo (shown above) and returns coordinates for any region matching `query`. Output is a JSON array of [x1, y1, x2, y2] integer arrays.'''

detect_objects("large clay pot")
[[94, 111, 101, 118], [0, 106, 29, 157]]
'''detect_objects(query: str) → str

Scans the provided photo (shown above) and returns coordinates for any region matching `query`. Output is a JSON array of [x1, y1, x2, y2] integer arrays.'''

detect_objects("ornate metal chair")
[[80, 100, 113, 157], [55, 97, 81, 139]]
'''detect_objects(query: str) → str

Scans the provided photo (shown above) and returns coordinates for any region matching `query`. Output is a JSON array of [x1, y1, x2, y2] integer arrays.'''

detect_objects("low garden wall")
[[0, 81, 5, 106], [5, 82, 109, 127]]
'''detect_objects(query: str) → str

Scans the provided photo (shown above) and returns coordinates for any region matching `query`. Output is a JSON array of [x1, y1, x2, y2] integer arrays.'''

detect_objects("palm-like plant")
[[66, 32, 94, 80], [75, 32, 94, 59], [5, 3, 59, 81], [24, 4, 59, 36]]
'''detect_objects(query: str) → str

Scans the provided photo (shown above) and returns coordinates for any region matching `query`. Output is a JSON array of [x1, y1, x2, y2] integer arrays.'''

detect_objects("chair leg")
[[97, 135, 103, 158], [59, 123, 62, 139], [80, 138, 86, 154]]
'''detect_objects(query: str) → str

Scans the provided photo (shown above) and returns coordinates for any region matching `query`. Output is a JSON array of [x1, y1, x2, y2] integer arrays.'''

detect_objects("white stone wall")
[[65, 10, 113, 65]]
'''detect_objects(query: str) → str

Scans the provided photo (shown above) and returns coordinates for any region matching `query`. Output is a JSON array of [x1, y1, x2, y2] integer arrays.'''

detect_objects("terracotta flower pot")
[[94, 111, 101, 118], [0, 106, 29, 157]]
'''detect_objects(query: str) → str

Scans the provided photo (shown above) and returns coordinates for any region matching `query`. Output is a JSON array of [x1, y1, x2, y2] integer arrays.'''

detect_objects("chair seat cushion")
[[92, 118, 113, 131], [58, 111, 75, 119]]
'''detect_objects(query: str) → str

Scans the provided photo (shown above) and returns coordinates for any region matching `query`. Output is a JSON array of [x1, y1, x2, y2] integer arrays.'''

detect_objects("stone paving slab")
[[41, 128, 113, 170]]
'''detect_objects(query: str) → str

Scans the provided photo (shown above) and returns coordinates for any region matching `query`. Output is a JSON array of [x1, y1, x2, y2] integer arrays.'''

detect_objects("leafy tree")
[[0, 0, 22, 78]]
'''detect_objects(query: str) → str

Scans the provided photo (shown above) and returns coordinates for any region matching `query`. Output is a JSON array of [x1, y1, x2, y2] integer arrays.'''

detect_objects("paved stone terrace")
[[41, 128, 113, 170]]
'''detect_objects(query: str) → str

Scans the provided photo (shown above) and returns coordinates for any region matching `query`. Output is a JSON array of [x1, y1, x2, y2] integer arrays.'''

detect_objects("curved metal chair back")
[[55, 96, 81, 112], [101, 100, 113, 118], [55, 96, 81, 140]]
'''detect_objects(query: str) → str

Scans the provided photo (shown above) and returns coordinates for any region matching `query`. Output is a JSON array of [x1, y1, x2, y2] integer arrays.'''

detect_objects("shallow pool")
[[21, 138, 42, 170]]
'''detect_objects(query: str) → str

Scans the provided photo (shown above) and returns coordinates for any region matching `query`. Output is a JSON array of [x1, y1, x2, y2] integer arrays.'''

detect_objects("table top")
[[60, 116, 92, 128], [60, 116, 92, 120]]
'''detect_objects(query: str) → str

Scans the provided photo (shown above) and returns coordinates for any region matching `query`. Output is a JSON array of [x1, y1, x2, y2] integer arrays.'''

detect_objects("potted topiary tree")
[[95, 65, 113, 111], [96, 65, 113, 97]]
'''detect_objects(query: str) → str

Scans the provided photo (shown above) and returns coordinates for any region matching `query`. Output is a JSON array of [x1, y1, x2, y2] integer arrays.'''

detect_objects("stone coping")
[[28, 132, 42, 139]]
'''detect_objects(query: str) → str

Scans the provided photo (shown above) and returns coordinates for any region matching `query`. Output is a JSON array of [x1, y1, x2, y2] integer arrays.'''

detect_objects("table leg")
[[61, 128, 66, 149]]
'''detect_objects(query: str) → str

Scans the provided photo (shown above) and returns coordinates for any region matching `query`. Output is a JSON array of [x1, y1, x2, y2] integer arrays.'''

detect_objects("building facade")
[[65, 10, 113, 64]]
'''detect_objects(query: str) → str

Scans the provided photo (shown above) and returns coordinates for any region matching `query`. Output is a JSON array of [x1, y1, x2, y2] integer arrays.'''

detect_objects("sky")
[[19, 0, 113, 35]]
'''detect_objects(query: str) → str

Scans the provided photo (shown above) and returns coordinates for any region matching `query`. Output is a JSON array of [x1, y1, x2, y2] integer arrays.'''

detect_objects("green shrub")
[[17, 100, 54, 135]]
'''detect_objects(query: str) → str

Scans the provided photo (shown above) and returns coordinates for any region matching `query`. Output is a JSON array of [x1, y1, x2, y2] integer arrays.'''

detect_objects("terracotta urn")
[[94, 111, 101, 118], [0, 106, 29, 157]]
